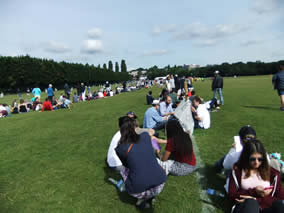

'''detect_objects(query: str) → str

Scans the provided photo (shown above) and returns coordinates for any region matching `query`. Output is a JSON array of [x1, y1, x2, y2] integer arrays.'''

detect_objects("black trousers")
[[233, 199, 284, 213]]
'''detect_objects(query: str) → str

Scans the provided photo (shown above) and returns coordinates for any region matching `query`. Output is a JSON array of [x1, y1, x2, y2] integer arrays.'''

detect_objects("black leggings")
[[233, 199, 284, 213]]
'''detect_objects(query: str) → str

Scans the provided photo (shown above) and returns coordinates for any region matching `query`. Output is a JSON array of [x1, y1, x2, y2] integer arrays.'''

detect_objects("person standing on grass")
[[157, 119, 196, 176], [32, 86, 41, 100], [47, 84, 54, 102], [228, 139, 284, 213], [212, 70, 224, 105], [115, 117, 167, 209], [64, 82, 71, 100], [272, 64, 284, 111]]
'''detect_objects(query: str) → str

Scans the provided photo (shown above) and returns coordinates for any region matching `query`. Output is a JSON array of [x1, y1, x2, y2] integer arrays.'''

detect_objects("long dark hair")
[[235, 139, 270, 181], [118, 116, 140, 145], [166, 119, 193, 158]]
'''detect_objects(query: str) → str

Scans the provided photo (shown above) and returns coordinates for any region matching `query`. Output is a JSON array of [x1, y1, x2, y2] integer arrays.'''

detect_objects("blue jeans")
[[213, 88, 224, 105]]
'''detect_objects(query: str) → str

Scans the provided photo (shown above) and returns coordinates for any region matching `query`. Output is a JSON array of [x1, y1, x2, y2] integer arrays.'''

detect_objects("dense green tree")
[[115, 62, 119, 72], [0, 55, 130, 92], [103, 63, 107, 71], [108, 60, 113, 72], [121, 59, 127, 72]]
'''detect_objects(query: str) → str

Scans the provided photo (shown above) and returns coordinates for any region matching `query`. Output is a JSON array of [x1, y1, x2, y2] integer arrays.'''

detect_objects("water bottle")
[[108, 178, 125, 192], [206, 188, 225, 197]]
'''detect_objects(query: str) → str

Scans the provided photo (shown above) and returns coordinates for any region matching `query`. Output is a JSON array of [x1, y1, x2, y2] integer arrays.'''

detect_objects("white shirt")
[[196, 104, 210, 129], [98, 92, 104, 98], [223, 136, 244, 170], [109, 91, 113, 96], [107, 131, 122, 167]]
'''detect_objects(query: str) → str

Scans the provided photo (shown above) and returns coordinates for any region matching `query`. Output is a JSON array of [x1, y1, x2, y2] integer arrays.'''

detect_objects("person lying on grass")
[[40, 98, 53, 112], [228, 139, 284, 213], [115, 116, 167, 209], [157, 119, 196, 176]]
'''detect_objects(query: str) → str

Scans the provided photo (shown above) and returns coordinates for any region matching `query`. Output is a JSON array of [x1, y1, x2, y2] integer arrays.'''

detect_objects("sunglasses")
[[249, 157, 264, 162]]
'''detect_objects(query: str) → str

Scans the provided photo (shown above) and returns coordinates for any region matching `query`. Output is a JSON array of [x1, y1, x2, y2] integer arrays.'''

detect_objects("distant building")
[[183, 64, 200, 70], [129, 70, 147, 79]]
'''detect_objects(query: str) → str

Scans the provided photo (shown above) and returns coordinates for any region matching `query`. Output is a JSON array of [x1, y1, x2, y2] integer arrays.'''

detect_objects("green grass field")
[[0, 75, 283, 213]]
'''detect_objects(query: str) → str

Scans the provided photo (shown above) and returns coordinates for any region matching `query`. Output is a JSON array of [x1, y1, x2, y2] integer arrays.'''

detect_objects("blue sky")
[[1, 0, 283, 70]]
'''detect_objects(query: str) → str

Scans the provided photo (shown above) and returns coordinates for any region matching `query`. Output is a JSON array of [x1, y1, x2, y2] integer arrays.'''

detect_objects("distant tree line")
[[0, 55, 129, 92], [145, 60, 284, 79]]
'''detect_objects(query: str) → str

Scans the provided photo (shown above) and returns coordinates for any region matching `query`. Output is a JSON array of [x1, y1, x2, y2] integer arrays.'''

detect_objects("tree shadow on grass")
[[103, 165, 154, 213], [241, 105, 278, 111], [197, 164, 233, 213]]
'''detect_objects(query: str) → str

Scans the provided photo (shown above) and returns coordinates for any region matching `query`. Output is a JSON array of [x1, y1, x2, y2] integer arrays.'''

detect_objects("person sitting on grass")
[[62, 96, 72, 109], [41, 98, 53, 112], [127, 111, 167, 154], [215, 125, 257, 174], [159, 95, 174, 117], [188, 90, 196, 103], [143, 100, 168, 130], [18, 99, 29, 113], [115, 117, 167, 209], [157, 119, 196, 176], [0, 104, 8, 117], [228, 139, 284, 213], [146, 91, 154, 105], [32, 97, 42, 111], [192, 96, 210, 129]]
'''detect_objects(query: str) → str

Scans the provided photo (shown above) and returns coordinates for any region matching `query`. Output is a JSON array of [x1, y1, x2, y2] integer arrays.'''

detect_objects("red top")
[[165, 138, 196, 166], [103, 91, 107, 97], [188, 91, 192, 97], [41, 101, 53, 112]]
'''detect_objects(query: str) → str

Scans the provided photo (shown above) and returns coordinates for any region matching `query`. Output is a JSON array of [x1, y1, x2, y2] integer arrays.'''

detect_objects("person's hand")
[[264, 188, 273, 197], [235, 195, 256, 203], [255, 186, 265, 197], [232, 143, 236, 148]]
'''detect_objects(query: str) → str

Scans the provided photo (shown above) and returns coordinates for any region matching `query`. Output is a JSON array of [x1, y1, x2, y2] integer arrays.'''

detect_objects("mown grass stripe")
[[192, 136, 216, 213]]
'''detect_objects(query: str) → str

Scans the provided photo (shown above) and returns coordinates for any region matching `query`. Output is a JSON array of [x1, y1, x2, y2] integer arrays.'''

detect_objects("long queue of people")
[[0, 81, 140, 118], [106, 78, 284, 212]]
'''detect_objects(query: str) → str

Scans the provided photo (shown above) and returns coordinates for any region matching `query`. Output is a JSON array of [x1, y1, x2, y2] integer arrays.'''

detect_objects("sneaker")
[[136, 199, 151, 209], [280, 107, 284, 111]]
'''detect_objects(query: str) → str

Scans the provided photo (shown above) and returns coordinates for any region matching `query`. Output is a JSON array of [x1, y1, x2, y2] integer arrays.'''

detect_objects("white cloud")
[[195, 39, 219, 47], [87, 28, 103, 38], [174, 22, 249, 41], [172, 22, 250, 47], [271, 49, 284, 58], [252, 0, 283, 14], [81, 39, 103, 54], [44, 40, 71, 53], [240, 39, 265, 47], [142, 49, 169, 56], [152, 24, 177, 36]]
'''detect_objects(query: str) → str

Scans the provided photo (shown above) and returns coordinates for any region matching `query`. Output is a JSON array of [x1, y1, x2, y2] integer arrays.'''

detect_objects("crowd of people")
[[0, 81, 144, 118], [106, 72, 226, 208], [106, 70, 284, 212], [1, 66, 284, 212]]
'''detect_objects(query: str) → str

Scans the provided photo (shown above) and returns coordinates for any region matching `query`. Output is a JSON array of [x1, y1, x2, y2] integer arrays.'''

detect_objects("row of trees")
[[145, 60, 284, 79], [0, 55, 129, 92]]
